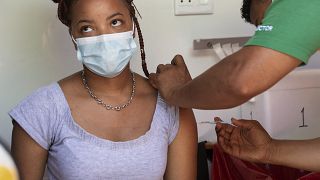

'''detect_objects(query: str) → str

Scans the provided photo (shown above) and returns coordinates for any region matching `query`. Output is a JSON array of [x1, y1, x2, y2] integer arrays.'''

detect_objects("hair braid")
[[52, 0, 149, 77], [126, 1, 149, 77], [132, 14, 149, 77]]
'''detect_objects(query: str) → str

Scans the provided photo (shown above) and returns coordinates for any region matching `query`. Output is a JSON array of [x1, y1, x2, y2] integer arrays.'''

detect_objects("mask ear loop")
[[68, 28, 77, 44], [71, 35, 77, 45], [69, 29, 78, 50], [69, 31, 78, 52], [132, 20, 136, 38]]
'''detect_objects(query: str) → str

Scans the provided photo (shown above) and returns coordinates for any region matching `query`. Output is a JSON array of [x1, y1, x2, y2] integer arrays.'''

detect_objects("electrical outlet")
[[179, 0, 193, 5], [174, 0, 213, 16]]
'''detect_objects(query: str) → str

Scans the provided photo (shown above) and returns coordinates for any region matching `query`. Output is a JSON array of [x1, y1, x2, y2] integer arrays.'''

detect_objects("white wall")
[[1, 0, 319, 145], [0, 0, 82, 145]]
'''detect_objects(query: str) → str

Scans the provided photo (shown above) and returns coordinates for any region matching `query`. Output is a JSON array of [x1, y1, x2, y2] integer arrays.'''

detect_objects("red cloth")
[[212, 144, 316, 180]]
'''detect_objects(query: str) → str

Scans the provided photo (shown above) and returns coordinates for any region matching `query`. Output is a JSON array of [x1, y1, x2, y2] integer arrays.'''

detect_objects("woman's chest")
[[68, 93, 157, 142], [71, 107, 155, 142]]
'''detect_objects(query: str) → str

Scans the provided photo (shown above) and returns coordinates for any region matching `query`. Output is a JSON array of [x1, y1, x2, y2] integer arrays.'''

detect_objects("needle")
[[199, 119, 225, 125], [198, 119, 236, 127]]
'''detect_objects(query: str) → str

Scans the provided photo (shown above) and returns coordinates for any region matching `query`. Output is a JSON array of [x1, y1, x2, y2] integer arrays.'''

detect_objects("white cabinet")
[[240, 69, 320, 140]]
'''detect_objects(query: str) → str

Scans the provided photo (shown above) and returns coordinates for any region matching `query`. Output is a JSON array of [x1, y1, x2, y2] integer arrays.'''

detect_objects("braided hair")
[[52, 0, 149, 77], [241, 0, 252, 23]]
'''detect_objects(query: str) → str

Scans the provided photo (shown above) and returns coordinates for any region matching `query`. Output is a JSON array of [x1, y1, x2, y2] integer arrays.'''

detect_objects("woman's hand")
[[215, 117, 274, 163]]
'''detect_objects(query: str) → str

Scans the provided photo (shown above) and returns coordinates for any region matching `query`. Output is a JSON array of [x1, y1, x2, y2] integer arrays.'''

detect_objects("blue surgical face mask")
[[73, 30, 137, 78]]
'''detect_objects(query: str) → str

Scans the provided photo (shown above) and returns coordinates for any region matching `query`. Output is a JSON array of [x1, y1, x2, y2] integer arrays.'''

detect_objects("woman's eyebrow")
[[77, 19, 94, 25], [76, 12, 124, 25], [106, 12, 124, 20]]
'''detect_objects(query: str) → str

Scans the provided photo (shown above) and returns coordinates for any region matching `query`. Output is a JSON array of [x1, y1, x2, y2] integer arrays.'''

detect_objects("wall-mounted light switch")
[[174, 0, 214, 16]]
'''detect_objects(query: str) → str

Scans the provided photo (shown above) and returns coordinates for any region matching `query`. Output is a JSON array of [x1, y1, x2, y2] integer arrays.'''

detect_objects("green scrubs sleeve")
[[245, 0, 320, 64]]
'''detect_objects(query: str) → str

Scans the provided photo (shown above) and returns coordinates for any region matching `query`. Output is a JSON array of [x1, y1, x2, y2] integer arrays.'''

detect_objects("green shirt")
[[245, 0, 320, 64]]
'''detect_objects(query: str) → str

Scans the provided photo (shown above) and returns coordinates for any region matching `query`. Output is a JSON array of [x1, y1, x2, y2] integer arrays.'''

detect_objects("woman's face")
[[70, 0, 132, 38]]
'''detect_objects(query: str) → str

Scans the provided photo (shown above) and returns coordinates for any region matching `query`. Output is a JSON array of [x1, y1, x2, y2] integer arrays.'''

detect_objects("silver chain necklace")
[[81, 70, 136, 111]]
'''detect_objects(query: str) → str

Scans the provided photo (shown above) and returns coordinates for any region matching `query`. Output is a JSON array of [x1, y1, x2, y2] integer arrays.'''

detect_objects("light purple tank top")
[[9, 83, 179, 180]]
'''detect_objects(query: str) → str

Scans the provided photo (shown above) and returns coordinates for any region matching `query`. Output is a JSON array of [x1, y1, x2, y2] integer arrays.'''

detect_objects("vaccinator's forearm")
[[172, 46, 300, 110], [269, 138, 320, 172]]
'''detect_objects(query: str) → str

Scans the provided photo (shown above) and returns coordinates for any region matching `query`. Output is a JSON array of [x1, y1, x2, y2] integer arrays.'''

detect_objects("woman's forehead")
[[71, 0, 129, 16]]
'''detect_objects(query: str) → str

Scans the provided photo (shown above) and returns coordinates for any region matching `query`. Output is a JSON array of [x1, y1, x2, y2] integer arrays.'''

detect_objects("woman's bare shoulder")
[[134, 73, 158, 96], [58, 71, 83, 94]]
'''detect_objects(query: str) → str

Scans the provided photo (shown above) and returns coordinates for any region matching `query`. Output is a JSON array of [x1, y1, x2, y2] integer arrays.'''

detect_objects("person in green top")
[[149, 0, 320, 172]]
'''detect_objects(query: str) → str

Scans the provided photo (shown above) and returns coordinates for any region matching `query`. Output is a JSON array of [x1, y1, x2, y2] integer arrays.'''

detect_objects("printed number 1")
[[299, 107, 308, 128]]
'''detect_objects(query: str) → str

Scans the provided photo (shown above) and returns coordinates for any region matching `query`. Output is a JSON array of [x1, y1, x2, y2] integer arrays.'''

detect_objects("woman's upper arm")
[[11, 121, 48, 180], [164, 108, 198, 180]]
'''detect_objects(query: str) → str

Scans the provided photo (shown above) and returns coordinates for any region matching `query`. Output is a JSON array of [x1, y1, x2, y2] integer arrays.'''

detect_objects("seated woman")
[[9, 0, 197, 179]]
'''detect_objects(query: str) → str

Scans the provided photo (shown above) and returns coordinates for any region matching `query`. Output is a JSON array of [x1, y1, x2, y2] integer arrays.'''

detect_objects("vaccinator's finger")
[[214, 117, 224, 123], [225, 123, 235, 134], [231, 118, 259, 129], [171, 55, 186, 66], [156, 64, 165, 73], [148, 73, 159, 89]]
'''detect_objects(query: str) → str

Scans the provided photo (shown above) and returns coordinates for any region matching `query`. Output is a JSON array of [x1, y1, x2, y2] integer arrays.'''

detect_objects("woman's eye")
[[81, 26, 93, 33], [111, 19, 122, 27]]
